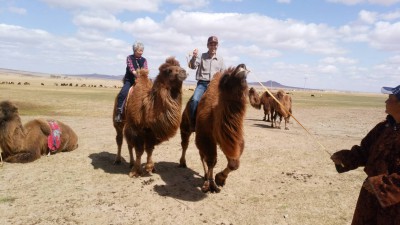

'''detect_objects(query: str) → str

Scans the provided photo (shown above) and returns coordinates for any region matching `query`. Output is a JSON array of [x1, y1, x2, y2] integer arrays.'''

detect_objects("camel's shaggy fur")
[[123, 57, 187, 177], [0, 101, 78, 163], [248, 87, 275, 122], [180, 64, 249, 193], [112, 69, 152, 167]]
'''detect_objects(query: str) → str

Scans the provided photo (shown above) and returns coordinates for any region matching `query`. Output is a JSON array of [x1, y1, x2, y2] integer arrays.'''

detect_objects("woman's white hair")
[[132, 42, 144, 52]]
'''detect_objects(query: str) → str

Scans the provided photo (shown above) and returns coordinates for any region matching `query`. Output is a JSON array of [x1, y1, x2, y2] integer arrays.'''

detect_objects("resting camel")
[[112, 69, 152, 167], [124, 57, 187, 177], [248, 87, 275, 122], [180, 64, 249, 193], [0, 101, 78, 163], [271, 90, 292, 130]]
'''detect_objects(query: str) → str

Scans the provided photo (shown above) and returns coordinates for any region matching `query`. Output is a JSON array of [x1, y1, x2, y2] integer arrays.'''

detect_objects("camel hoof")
[[202, 180, 221, 193], [178, 162, 187, 168], [113, 159, 121, 165], [201, 181, 210, 193], [215, 172, 227, 187], [145, 164, 155, 173], [210, 180, 221, 193], [128, 170, 141, 178], [285, 127, 289, 130]]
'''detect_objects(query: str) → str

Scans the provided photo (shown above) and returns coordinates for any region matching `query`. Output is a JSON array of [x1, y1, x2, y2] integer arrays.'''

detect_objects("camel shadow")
[[153, 161, 207, 202], [88, 152, 207, 201], [253, 123, 275, 129], [88, 151, 131, 174]]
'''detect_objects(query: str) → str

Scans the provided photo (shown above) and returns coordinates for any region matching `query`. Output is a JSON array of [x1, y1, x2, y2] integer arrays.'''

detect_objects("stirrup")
[[114, 113, 122, 123]]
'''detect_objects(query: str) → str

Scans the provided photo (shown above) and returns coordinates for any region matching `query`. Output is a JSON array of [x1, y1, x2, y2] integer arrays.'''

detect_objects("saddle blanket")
[[47, 120, 62, 152]]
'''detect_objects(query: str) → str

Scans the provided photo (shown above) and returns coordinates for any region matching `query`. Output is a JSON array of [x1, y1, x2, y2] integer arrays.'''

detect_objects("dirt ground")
[[0, 74, 387, 225]]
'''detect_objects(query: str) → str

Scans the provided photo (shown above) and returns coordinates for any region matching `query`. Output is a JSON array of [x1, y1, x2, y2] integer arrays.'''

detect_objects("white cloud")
[[369, 21, 400, 51], [327, 0, 400, 6], [359, 10, 377, 24], [277, 0, 291, 3], [40, 0, 160, 13], [320, 56, 358, 65], [8, 6, 27, 15], [73, 11, 121, 31], [164, 11, 344, 55]]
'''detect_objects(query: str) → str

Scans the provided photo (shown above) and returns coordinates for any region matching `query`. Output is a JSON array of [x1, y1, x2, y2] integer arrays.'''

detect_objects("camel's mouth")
[[178, 68, 188, 81], [236, 64, 249, 79]]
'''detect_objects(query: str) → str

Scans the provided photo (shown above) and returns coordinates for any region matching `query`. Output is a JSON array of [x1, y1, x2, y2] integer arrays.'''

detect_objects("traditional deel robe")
[[332, 115, 400, 225]]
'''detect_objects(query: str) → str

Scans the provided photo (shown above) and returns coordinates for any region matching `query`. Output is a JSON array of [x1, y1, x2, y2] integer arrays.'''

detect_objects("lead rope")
[[251, 74, 334, 158]]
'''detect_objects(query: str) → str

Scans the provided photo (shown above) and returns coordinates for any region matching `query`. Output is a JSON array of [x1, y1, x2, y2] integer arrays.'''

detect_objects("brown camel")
[[112, 69, 152, 167], [124, 57, 187, 177], [180, 64, 249, 193], [248, 87, 275, 122], [0, 101, 79, 163], [271, 90, 292, 130]]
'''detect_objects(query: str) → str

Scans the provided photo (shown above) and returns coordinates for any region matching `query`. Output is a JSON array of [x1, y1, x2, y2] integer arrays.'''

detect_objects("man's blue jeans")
[[190, 80, 209, 122]]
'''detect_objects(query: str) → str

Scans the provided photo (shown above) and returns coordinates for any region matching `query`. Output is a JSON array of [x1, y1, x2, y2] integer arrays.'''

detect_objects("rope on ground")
[[251, 74, 333, 157]]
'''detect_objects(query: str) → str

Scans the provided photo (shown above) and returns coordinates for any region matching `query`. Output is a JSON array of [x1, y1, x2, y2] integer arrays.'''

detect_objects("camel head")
[[276, 90, 285, 99], [155, 57, 187, 91], [219, 63, 249, 99], [248, 87, 261, 109], [0, 101, 19, 122]]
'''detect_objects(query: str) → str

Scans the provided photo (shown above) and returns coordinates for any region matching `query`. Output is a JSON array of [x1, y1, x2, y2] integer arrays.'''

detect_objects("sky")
[[0, 0, 399, 92]]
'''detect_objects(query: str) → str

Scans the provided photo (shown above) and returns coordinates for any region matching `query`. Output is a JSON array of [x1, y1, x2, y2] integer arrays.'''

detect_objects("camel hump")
[[137, 69, 149, 78]]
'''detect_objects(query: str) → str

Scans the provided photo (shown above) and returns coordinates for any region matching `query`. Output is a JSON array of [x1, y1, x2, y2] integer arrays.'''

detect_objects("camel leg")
[[4, 149, 41, 163], [278, 115, 283, 129], [129, 138, 144, 178], [144, 144, 155, 174], [128, 143, 134, 168], [179, 128, 192, 168], [196, 140, 219, 193], [284, 117, 289, 130], [114, 128, 123, 165], [271, 112, 276, 128], [216, 157, 240, 187]]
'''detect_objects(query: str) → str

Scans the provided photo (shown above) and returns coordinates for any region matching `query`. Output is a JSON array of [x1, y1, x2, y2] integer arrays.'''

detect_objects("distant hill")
[[69, 73, 124, 80], [0, 68, 321, 91]]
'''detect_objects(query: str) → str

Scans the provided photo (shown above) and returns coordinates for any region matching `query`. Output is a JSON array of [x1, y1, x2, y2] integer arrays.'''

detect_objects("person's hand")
[[192, 48, 198, 58], [330, 154, 343, 165], [362, 180, 374, 194]]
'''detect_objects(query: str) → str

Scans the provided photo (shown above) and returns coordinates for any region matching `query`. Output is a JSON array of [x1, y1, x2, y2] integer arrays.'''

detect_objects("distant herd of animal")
[[0, 57, 292, 193]]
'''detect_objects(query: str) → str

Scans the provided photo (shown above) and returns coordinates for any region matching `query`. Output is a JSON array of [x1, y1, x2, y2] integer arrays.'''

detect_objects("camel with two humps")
[[180, 64, 249, 193], [123, 57, 187, 178], [270, 90, 292, 130], [112, 69, 152, 167], [0, 100, 78, 163]]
